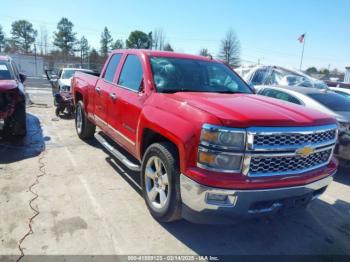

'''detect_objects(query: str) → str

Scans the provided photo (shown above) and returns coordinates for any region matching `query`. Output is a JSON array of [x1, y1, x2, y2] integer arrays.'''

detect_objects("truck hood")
[[166, 92, 336, 127], [0, 80, 18, 92]]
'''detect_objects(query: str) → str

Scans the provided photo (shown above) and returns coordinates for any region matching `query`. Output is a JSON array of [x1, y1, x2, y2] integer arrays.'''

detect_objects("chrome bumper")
[[180, 174, 333, 223]]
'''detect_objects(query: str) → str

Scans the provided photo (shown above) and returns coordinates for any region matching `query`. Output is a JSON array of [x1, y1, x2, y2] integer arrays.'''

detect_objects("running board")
[[94, 132, 141, 172]]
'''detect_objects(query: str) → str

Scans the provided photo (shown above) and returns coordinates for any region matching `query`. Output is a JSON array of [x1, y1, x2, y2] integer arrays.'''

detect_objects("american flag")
[[298, 34, 305, 43]]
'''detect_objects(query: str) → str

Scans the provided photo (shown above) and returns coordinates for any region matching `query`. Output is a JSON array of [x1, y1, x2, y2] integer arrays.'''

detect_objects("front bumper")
[[180, 174, 334, 224]]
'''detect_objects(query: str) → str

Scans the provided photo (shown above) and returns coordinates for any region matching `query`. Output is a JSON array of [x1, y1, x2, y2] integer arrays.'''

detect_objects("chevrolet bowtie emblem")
[[296, 146, 315, 157]]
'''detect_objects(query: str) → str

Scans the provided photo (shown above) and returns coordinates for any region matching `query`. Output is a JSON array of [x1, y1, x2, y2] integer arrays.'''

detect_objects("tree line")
[[0, 18, 241, 69]]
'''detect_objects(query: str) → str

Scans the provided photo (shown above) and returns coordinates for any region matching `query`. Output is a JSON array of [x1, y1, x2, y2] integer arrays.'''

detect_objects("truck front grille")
[[254, 129, 336, 147], [249, 148, 332, 176], [245, 124, 337, 177]]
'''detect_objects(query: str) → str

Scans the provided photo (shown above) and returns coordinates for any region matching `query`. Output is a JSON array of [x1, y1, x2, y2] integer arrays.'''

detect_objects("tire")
[[141, 142, 182, 222], [7, 102, 27, 137], [55, 107, 61, 117], [75, 100, 96, 139]]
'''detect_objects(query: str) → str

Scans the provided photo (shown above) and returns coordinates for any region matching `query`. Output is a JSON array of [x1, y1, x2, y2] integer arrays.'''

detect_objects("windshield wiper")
[[213, 90, 250, 94], [161, 88, 197, 93]]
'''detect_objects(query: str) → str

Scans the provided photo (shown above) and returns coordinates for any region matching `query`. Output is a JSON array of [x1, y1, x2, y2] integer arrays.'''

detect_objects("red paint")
[[73, 49, 337, 190]]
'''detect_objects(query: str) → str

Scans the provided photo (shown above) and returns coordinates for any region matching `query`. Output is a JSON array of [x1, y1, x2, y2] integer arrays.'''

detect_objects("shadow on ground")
[[0, 113, 47, 164], [334, 166, 350, 186]]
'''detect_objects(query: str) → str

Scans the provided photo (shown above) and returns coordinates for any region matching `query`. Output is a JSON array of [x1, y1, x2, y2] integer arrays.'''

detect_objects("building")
[[3, 53, 44, 77]]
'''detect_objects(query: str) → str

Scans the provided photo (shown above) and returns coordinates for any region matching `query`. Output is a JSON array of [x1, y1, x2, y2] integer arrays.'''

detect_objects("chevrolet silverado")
[[72, 50, 338, 223]]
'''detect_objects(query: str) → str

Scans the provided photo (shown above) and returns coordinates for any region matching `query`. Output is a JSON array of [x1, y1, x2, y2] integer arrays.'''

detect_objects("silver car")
[[257, 85, 350, 161], [239, 65, 329, 89]]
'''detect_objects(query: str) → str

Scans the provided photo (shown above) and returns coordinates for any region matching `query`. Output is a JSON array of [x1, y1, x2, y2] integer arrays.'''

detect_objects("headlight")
[[200, 124, 246, 150], [198, 149, 243, 172], [198, 124, 246, 172]]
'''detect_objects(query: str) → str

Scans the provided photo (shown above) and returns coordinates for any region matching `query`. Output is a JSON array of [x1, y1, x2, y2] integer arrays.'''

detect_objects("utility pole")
[[34, 44, 38, 77], [80, 48, 83, 68], [299, 36, 306, 71]]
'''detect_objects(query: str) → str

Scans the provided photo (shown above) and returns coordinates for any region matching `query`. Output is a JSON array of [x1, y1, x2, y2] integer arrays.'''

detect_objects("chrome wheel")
[[145, 156, 169, 210], [76, 105, 83, 134]]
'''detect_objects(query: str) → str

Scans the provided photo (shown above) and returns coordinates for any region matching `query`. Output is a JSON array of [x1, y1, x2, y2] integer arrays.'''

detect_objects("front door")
[[108, 54, 145, 155]]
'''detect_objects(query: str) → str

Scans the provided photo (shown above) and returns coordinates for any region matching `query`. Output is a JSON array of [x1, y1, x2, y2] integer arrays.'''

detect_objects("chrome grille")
[[254, 129, 336, 147], [249, 149, 332, 176], [245, 124, 337, 177]]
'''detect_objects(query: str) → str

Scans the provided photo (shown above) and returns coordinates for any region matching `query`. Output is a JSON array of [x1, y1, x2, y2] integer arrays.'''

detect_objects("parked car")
[[239, 65, 329, 89], [45, 68, 98, 118], [257, 85, 350, 161], [72, 49, 338, 224], [46, 68, 95, 95], [0, 56, 27, 137], [329, 86, 350, 99]]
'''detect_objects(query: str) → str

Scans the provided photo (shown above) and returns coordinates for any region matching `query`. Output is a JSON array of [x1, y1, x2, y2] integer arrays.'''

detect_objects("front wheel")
[[75, 100, 96, 139], [141, 142, 182, 222], [7, 102, 27, 137]]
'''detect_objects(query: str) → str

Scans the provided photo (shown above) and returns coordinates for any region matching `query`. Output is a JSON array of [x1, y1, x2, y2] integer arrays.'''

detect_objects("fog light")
[[207, 193, 228, 202]]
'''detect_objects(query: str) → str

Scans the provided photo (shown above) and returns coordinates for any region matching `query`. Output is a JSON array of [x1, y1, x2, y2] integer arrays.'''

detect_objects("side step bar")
[[94, 132, 141, 172]]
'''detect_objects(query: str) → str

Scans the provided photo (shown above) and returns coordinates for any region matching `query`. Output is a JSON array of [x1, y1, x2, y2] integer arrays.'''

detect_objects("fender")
[[137, 105, 199, 173]]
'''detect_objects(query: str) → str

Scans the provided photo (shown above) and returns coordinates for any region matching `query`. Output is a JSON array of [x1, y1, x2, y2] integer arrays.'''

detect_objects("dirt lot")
[[1, 77, 350, 258]]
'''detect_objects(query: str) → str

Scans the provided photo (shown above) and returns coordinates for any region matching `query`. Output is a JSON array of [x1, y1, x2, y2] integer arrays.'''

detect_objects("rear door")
[[107, 54, 145, 154], [93, 54, 122, 130]]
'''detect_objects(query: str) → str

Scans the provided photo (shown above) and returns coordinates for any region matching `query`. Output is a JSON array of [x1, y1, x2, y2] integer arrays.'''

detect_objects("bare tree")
[[38, 25, 49, 55], [199, 48, 211, 57], [152, 28, 166, 50], [218, 29, 241, 67]]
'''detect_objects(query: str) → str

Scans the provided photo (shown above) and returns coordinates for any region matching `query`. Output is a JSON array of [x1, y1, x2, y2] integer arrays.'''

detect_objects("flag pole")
[[299, 34, 306, 70]]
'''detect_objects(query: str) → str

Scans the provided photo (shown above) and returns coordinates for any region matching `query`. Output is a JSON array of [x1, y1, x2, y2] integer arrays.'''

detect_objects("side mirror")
[[19, 73, 27, 83]]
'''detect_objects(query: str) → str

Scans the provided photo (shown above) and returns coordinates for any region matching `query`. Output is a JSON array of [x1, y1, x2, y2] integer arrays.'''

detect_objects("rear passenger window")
[[104, 54, 122, 82], [118, 55, 143, 91]]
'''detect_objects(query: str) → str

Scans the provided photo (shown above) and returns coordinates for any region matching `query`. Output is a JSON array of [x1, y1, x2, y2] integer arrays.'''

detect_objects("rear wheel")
[[75, 100, 95, 139], [141, 142, 182, 222]]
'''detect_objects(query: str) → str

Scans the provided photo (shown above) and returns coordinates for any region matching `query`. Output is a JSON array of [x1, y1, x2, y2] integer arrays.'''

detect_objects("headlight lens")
[[198, 124, 246, 172], [198, 149, 243, 172], [200, 125, 245, 150]]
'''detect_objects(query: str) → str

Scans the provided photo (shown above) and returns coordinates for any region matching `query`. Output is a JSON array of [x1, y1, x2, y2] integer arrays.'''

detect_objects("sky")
[[0, 0, 349, 71]]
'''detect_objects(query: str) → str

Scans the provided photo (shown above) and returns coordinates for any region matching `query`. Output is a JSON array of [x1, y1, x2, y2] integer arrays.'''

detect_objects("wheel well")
[[75, 91, 83, 102], [141, 129, 179, 160]]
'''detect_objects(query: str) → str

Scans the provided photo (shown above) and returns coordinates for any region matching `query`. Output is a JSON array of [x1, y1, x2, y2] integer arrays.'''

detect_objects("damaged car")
[[0, 56, 27, 137], [257, 85, 350, 162]]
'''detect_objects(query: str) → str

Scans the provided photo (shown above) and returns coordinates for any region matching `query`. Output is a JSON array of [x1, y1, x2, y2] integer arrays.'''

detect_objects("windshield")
[[150, 57, 252, 94], [309, 92, 350, 112], [0, 62, 14, 80], [61, 70, 77, 79]]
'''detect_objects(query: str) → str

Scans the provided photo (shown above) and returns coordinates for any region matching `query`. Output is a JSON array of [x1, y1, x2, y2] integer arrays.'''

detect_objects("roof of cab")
[[110, 49, 218, 62]]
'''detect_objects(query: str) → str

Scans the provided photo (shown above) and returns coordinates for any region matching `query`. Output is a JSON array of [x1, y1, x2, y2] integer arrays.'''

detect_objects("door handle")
[[95, 87, 101, 93], [110, 92, 117, 101]]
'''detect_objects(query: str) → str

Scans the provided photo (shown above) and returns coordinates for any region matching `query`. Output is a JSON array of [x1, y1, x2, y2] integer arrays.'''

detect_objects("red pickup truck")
[[72, 49, 338, 223]]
